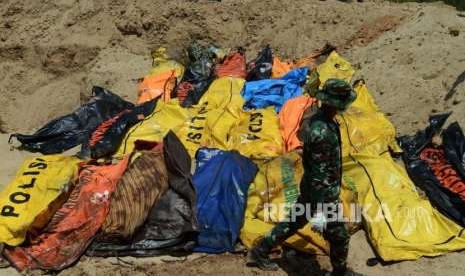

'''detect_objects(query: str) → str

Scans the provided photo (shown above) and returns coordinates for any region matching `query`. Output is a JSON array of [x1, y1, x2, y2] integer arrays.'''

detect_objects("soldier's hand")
[[310, 212, 327, 233]]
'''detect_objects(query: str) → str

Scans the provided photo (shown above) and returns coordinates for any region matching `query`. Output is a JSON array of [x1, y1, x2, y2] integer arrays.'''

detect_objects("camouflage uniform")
[[260, 108, 349, 272], [254, 79, 357, 274]]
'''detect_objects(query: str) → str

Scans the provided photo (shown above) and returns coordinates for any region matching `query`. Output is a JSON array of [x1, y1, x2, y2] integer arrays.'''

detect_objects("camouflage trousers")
[[261, 185, 349, 272]]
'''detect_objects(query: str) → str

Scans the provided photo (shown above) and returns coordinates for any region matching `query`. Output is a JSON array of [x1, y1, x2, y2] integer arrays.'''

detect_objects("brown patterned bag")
[[101, 141, 169, 240]]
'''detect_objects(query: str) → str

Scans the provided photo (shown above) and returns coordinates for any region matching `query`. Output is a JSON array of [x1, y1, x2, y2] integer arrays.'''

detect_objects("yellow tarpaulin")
[[241, 152, 329, 254], [174, 103, 242, 157], [317, 51, 355, 86], [175, 102, 210, 156], [0, 155, 81, 246], [205, 107, 242, 152], [344, 153, 465, 261], [175, 105, 284, 159], [196, 77, 245, 110], [174, 76, 245, 157], [148, 47, 184, 80], [116, 76, 247, 159], [350, 79, 379, 113], [229, 107, 284, 159], [241, 152, 358, 253], [329, 65, 465, 261], [336, 79, 402, 157], [118, 76, 285, 160], [115, 99, 188, 157]]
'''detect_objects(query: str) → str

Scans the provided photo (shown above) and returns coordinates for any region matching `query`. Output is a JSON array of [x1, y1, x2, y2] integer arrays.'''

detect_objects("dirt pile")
[[346, 3, 465, 134], [0, 0, 415, 133]]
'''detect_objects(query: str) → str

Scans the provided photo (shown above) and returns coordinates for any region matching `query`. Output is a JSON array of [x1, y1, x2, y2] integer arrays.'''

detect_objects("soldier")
[[248, 79, 362, 276]]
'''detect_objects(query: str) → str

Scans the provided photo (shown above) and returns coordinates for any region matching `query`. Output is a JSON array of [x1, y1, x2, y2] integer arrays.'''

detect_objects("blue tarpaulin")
[[241, 67, 308, 113], [193, 148, 258, 253]]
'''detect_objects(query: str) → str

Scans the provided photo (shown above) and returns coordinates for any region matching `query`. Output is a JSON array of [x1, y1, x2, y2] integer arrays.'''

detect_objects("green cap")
[[315, 78, 356, 111]]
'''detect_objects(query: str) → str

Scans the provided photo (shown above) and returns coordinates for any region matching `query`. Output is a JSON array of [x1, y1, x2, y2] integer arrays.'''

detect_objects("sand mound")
[[0, 0, 416, 133]]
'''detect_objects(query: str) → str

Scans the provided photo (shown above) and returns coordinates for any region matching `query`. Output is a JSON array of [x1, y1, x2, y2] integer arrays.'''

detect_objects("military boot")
[[248, 241, 279, 271]]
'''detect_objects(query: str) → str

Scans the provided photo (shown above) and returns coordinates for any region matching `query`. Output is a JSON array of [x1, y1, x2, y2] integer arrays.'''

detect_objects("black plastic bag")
[[398, 113, 451, 158], [404, 157, 465, 227], [443, 122, 465, 181], [398, 113, 465, 227], [246, 45, 272, 81], [89, 99, 157, 159], [176, 42, 216, 107], [86, 131, 199, 257], [9, 86, 133, 156]]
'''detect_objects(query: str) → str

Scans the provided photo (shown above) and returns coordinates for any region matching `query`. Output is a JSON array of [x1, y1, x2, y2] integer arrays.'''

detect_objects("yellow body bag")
[[337, 80, 402, 157], [317, 51, 355, 86], [344, 153, 465, 261], [175, 76, 245, 157], [241, 152, 358, 253], [0, 155, 81, 246], [115, 100, 188, 157], [196, 77, 245, 110], [148, 47, 184, 81], [229, 107, 284, 159]]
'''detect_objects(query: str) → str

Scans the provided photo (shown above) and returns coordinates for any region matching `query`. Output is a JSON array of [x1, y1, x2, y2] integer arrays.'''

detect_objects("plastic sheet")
[[242, 67, 308, 113], [174, 102, 216, 156], [246, 45, 272, 81], [272, 56, 294, 79], [137, 71, 177, 104], [399, 113, 465, 227], [148, 47, 184, 81], [317, 51, 355, 86], [443, 122, 465, 180], [193, 148, 258, 253], [337, 79, 402, 157], [271, 44, 335, 79], [89, 99, 157, 159], [279, 95, 317, 152], [214, 51, 247, 78], [240, 152, 330, 254], [10, 87, 134, 156], [196, 75, 246, 111]]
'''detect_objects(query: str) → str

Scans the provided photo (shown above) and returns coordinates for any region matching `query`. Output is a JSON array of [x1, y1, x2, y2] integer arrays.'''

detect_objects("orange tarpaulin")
[[272, 44, 335, 78], [272, 57, 294, 79], [279, 95, 317, 152], [215, 51, 247, 78], [137, 70, 177, 104], [271, 55, 318, 79]]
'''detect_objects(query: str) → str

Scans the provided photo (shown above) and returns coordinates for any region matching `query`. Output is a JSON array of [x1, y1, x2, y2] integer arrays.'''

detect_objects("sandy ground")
[[1, 0, 465, 275]]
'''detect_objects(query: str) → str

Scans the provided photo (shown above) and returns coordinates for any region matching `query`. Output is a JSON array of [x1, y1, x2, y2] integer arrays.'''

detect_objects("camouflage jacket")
[[299, 108, 342, 202]]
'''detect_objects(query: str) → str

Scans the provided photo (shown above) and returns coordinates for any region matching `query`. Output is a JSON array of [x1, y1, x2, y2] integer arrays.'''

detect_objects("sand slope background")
[[0, 0, 465, 275]]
